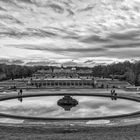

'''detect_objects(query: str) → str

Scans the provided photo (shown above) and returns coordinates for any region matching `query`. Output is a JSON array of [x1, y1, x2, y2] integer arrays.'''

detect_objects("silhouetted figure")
[[18, 89, 23, 96], [20, 89, 23, 95], [111, 86, 117, 100], [17, 89, 22, 102], [111, 89, 114, 100]]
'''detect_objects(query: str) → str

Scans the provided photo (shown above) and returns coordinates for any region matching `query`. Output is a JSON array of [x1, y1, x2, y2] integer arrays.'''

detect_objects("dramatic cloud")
[[0, 0, 140, 66]]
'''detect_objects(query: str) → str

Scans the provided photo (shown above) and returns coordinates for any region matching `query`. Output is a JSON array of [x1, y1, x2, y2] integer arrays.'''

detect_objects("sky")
[[0, 0, 140, 66]]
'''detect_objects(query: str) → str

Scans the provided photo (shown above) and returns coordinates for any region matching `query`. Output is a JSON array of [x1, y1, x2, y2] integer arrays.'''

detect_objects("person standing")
[[111, 86, 115, 100], [111, 86, 117, 100], [20, 89, 23, 95], [17, 89, 23, 102], [111, 89, 113, 100], [18, 89, 23, 96]]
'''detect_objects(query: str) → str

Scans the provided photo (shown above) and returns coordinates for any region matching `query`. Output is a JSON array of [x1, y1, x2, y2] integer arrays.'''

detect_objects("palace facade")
[[29, 67, 94, 88]]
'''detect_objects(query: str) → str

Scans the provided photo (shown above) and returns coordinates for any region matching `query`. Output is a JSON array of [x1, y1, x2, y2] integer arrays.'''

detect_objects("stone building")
[[94, 78, 131, 89], [30, 67, 94, 88]]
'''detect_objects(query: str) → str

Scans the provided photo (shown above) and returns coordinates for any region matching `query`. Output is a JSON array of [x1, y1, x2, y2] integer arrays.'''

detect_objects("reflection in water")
[[57, 95, 78, 111], [0, 96, 140, 118], [111, 94, 117, 100], [18, 96, 23, 102]]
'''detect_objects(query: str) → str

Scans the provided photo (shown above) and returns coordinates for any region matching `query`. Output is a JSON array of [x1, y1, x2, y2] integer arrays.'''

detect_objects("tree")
[[124, 69, 135, 85]]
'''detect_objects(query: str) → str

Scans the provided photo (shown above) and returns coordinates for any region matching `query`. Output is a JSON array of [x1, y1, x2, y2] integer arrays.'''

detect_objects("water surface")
[[0, 96, 139, 118]]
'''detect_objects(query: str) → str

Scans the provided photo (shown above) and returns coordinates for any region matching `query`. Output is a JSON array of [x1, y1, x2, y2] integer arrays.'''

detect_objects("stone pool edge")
[[0, 93, 140, 122]]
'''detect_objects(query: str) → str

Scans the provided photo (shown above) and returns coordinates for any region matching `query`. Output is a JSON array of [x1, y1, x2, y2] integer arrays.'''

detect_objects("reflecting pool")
[[0, 95, 139, 119]]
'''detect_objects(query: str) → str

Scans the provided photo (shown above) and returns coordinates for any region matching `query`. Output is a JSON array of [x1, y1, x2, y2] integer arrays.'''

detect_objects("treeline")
[[92, 61, 140, 86], [1, 61, 140, 86], [0, 64, 50, 81], [0, 64, 92, 81]]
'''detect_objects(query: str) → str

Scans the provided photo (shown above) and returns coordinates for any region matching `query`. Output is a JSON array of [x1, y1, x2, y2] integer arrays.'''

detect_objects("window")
[[63, 82, 66, 86], [67, 82, 70, 86], [84, 82, 87, 85], [51, 82, 54, 86], [35, 83, 38, 87], [75, 82, 78, 86], [43, 83, 46, 86], [87, 82, 91, 86]]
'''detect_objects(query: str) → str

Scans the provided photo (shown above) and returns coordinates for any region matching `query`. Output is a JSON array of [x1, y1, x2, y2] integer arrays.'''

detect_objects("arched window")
[[71, 82, 74, 86], [67, 82, 70, 86], [75, 82, 78, 86], [87, 82, 91, 86], [63, 82, 66, 86], [51, 82, 54, 86], [43, 83, 46, 86], [84, 82, 87, 85], [79, 82, 82, 86]]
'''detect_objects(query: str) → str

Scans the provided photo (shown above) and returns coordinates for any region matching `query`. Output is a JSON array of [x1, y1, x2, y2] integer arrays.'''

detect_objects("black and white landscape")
[[1, 1, 140, 140]]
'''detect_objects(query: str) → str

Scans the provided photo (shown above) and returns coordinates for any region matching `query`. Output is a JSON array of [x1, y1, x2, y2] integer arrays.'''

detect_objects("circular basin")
[[0, 94, 139, 122]]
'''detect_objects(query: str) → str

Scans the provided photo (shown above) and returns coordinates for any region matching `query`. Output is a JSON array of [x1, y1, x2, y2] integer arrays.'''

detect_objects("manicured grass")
[[0, 124, 140, 140]]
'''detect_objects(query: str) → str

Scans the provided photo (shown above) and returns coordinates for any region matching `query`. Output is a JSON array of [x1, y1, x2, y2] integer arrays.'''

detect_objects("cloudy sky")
[[0, 0, 140, 66]]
